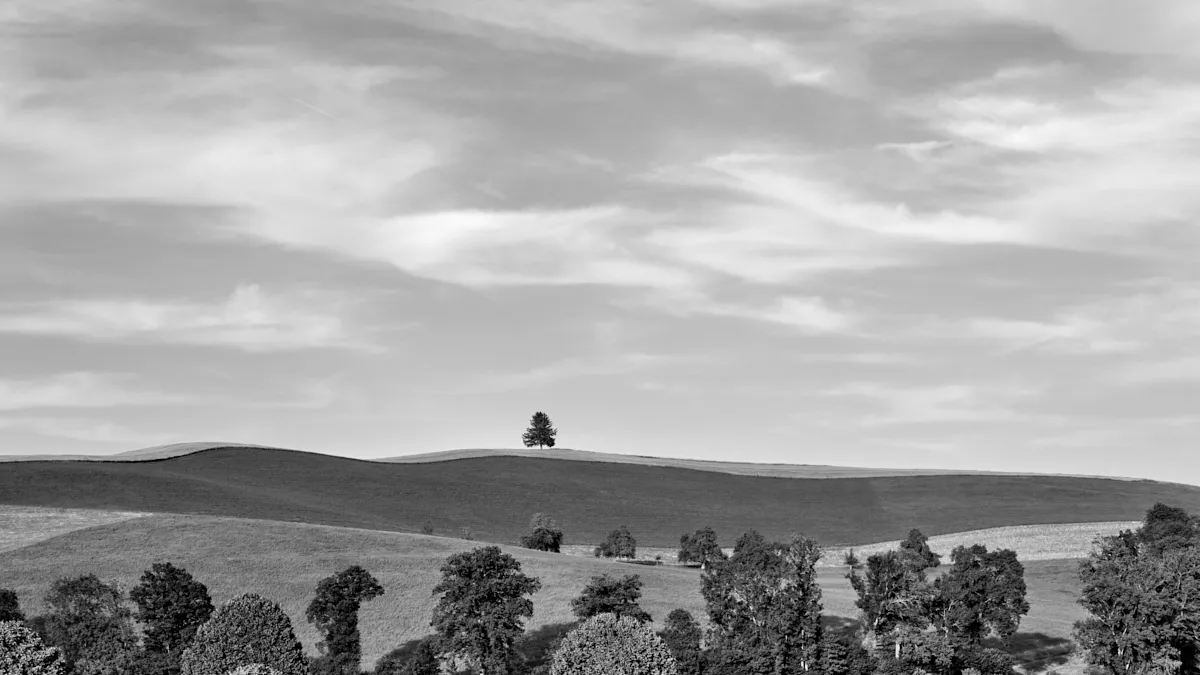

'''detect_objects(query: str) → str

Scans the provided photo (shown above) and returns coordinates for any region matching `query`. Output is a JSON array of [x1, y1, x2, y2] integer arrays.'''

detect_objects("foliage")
[[701, 531, 824, 675], [1074, 528, 1200, 675], [431, 545, 542, 675], [842, 550, 861, 570], [1137, 503, 1199, 556], [659, 610, 702, 675], [550, 613, 678, 675], [522, 514, 565, 553], [373, 637, 442, 675], [522, 412, 558, 449], [876, 627, 953, 675], [0, 587, 24, 622], [0, 619, 67, 675], [130, 561, 215, 664], [953, 644, 1017, 675], [420, 523, 435, 536], [571, 574, 651, 623], [678, 527, 728, 569], [898, 529, 942, 578], [306, 565, 385, 675], [846, 550, 930, 654], [818, 633, 874, 675], [227, 667, 283, 675], [594, 525, 637, 559], [930, 544, 1029, 645], [36, 573, 139, 675], [179, 593, 308, 675]]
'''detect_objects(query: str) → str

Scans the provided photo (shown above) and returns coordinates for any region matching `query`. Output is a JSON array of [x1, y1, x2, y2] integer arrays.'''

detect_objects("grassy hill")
[[0, 513, 1083, 671], [0, 446, 1195, 546]]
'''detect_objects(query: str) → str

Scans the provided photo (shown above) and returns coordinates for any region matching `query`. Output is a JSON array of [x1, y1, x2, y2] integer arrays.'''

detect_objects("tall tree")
[[678, 527, 728, 569], [522, 411, 557, 449], [595, 525, 637, 559], [0, 587, 24, 622], [179, 593, 308, 675], [306, 565, 385, 675], [1138, 503, 1200, 556], [571, 574, 652, 623], [1, 620, 67, 675], [37, 573, 139, 675], [846, 550, 930, 658], [898, 529, 941, 578], [521, 513, 564, 553], [431, 545, 542, 675], [659, 609, 702, 675], [930, 545, 1029, 646], [130, 562, 215, 666], [701, 531, 825, 675]]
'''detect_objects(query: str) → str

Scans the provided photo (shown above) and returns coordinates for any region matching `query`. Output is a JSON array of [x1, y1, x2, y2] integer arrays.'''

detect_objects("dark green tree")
[[130, 562, 215, 669], [521, 513, 565, 553], [550, 613, 678, 675], [898, 529, 941, 578], [678, 527, 728, 569], [431, 545, 542, 675], [1, 620, 67, 675], [522, 412, 557, 449], [307, 565, 385, 675], [594, 525, 637, 559], [1138, 503, 1200, 556], [846, 550, 930, 658], [701, 531, 824, 675], [37, 573, 139, 675], [930, 544, 1029, 646], [374, 636, 441, 675], [659, 609, 702, 675], [571, 574, 651, 623], [0, 587, 24, 622], [179, 593, 308, 675]]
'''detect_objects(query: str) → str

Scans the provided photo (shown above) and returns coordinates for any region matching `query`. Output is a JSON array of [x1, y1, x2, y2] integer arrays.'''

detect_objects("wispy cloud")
[[467, 352, 705, 394], [823, 381, 1044, 425], [0, 284, 372, 352], [0, 372, 190, 411], [0, 416, 179, 445]]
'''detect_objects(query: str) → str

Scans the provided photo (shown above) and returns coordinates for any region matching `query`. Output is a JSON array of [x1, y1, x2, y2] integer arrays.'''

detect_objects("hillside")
[[0, 446, 1195, 546], [0, 513, 1084, 670]]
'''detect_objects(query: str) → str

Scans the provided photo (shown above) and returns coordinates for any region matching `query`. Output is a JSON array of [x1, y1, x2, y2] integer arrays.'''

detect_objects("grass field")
[[0, 446, 1195, 547], [0, 513, 1087, 671], [0, 506, 149, 553]]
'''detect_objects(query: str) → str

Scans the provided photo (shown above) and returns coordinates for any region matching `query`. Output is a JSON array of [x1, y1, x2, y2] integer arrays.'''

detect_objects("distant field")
[[0, 446, 1194, 546], [0, 514, 1086, 671], [0, 506, 149, 553]]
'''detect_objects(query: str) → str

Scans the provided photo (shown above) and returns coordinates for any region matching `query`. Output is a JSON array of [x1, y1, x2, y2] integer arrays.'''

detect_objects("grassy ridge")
[[0, 446, 1196, 546], [0, 514, 1085, 670]]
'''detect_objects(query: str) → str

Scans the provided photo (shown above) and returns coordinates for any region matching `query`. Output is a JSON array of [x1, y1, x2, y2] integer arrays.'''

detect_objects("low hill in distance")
[[0, 445, 1195, 546], [0, 513, 1084, 670]]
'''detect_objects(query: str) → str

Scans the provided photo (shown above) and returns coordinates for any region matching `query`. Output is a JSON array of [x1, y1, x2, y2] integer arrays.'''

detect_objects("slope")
[[0, 446, 1195, 546]]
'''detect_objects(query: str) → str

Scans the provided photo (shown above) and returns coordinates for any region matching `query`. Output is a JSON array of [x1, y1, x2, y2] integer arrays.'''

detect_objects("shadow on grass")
[[373, 635, 434, 674], [519, 621, 578, 672], [822, 614, 861, 641], [992, 632, 1076, 673]]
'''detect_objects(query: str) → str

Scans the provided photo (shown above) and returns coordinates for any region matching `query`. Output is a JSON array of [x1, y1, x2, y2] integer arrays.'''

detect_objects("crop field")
[[0, 446, 1194, 547], [0, 505, 149, 553], [0, 512, 1088, 671]]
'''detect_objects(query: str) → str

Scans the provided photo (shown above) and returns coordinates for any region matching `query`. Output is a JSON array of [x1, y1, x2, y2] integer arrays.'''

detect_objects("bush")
[[522, 527, 565, 553], [180, 594, 308, 675], [550, 613, 678, 675], [0, 620, 67, 675]]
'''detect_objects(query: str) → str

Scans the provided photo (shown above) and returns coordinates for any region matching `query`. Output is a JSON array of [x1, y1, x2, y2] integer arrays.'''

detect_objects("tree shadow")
[[519, 621, 578, 671], [373, 635, 436, 675], [989, 632, 1075, 673], [822, 614, 861, 641]]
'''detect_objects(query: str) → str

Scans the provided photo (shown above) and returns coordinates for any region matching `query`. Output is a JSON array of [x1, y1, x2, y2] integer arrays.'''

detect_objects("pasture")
[[0, 446, 1194, 546]]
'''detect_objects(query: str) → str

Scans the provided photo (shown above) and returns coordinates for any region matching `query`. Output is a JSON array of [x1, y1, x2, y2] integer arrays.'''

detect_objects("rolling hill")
[[0, 513, 1084, 670], [0, 445, 1194, 546]]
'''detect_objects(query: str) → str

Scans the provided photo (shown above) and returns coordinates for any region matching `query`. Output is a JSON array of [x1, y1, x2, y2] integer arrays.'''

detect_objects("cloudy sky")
[[3, 1, 1199, 483]]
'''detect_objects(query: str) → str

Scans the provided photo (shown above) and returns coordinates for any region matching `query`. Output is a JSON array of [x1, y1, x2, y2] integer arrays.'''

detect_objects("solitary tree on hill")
[[522, 412, 557, 449]]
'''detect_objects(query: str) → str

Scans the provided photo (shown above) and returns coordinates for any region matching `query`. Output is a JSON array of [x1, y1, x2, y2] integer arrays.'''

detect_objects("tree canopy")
[[521, 513, 564, 553], [179, 593, 308, 675], [522, 411, 557, 449], [931, 544, 1029, 645], [130, 562, 215, 660], [307, 565, 385, 675], [571, 574, 652, 623], [550, 613, 678, 675], [1, 620, 67, 675], [595, 525, 637, 559], [0, 587, 24, 622], [678, 527, 728, 569], [659, 609, 702, 675], [37, 573, 139, 675]]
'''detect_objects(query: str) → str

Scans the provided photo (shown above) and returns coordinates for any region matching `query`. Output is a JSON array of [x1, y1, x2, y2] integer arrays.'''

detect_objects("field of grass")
[[0, 513, 1086, 671], [0, 506, 149, 553], [0, 446, 1195, 547]]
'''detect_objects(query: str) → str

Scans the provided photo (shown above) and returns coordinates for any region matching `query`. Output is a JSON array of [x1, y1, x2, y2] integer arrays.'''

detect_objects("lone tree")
[[678, 527, 728, 569], [129, 562, 215, 668], [521, 513, 565, 553], [306, 565, 385, 675], [659, 609, 702, 675], [431, 545, 542, 675], [179, 593, 308, 675], [595, 525, 637, 559], [36, 573, 139, 675], [571, 574, 652, 623], [1, 620, 67, 675], [522, 411, 557, 449], [550, 613, 678, 675], [0, 587, 24, 622]]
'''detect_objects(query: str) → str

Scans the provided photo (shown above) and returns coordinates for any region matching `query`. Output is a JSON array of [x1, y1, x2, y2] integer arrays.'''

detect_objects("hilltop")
[[0, 444, 1194, 546]]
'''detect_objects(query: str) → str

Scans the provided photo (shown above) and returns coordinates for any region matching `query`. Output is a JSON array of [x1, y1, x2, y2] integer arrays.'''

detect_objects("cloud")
[[0, 416, 179, 445], [0, 372, 191, 411], [1113, 357, 1200, 385], [0, 284, 372, 352], [823, 381, 1043, 425], [466, 352, 705, 393]]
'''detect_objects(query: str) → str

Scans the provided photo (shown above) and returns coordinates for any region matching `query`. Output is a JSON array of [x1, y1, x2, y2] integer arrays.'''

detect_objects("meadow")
[[0, 511, 1087, 671], [1, 446, 1195, 546]]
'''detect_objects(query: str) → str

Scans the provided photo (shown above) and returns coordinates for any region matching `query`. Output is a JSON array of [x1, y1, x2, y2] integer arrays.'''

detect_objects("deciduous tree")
[[930, 545, 1028, 645], [846, 550, 930, 657], [1, 620, 67, 675], [571, 574, 651, 623], [431, 546, 542, 675], [37, 573, 139, 675], [898, 529, 941, 578], [595, 525, 637, 559], [1138, 503, 1199, 556], [179, 594, 307, 675], [678, 527, 728, 569], [0, 587, 24, 622], [523, 412, 557, 449], [659, 610, 702, 675], [550, 613, 678, 675], [307, 565, 385, 675], [521, 513, 564, 553], [130, 562, 215, 665]]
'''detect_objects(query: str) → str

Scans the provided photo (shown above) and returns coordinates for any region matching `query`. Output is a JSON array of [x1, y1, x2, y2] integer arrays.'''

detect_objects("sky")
[[2, 1, 1199, 483]]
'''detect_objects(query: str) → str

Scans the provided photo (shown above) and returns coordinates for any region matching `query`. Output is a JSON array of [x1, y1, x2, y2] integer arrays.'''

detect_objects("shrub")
[[1, 620, 67, 675], [550, 613, 678, 675], [180, 594, 308, 675]]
